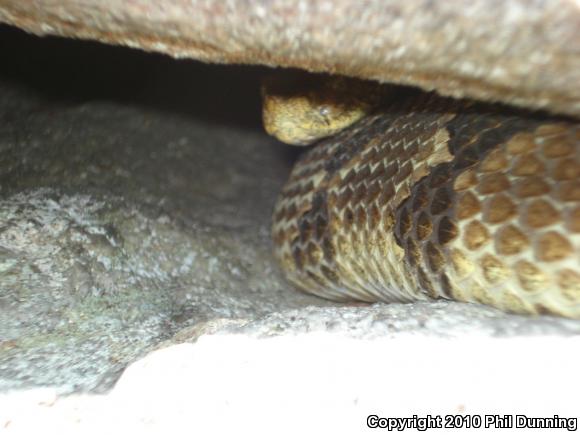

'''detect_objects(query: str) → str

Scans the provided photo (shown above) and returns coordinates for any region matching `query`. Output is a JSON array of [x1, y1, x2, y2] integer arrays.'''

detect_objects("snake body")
[[267, 78, 580, 318]]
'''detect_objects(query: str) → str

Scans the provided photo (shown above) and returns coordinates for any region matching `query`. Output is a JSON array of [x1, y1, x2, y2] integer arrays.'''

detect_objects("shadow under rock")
[[0, 24, 276, 132]]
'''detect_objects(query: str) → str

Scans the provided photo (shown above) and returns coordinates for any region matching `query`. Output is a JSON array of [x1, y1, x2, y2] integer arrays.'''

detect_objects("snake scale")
[[264, 75, 580, 318]]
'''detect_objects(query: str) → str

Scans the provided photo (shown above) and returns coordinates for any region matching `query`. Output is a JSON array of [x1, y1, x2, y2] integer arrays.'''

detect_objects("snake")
[[263, 73, 580, 319]]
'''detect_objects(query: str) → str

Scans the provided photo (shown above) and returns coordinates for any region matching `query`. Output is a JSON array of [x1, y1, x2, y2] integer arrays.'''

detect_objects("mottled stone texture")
[[0, 29, 334, 393], [0, 0, 578, 117]]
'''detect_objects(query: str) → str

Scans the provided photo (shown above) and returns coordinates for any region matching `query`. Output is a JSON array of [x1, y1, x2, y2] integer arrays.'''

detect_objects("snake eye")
[[319, 106, 330, 117]]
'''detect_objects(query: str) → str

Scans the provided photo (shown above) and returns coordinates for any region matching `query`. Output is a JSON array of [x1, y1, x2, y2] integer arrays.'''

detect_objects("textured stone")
[[0, 29, 332, 393], [0, 0, 578, 117], [2, 303, 580, 434]]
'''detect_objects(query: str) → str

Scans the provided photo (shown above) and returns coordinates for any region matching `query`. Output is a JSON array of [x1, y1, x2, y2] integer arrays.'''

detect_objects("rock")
[[184, 301, 580, 339], [0, 0, 578, 117], [0, 28, 333, 393], [2, 321, 580, 434]]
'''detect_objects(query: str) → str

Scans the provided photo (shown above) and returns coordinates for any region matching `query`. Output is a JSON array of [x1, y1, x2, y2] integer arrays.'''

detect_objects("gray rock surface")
[[2, 330, 579, 434], [0, 0, 578, 117], [0, 27, 333, 393], [185, 301, 580, 340]]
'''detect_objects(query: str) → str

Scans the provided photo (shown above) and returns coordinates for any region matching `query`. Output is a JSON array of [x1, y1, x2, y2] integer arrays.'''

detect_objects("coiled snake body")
[[265, 76, 580, 318]]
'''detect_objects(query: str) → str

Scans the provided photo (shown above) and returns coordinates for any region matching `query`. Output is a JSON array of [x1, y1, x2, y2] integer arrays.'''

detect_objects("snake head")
[[261, 72, 384, 145]]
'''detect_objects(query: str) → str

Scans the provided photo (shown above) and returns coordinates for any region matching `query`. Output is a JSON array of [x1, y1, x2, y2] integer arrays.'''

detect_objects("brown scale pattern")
[[272, 92, 580, 317]]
